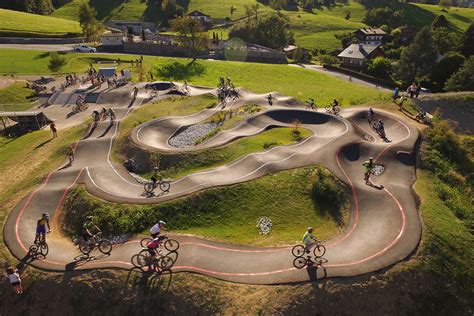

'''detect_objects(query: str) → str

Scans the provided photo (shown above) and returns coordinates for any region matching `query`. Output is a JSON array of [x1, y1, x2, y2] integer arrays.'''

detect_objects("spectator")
[[50, 122, 57, 138], [6, 267, 23, 295]]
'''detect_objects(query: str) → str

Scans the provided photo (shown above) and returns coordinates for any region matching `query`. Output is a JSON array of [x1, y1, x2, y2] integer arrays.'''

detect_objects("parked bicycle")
[[144, 175, 171, 195], [29, 234, 49, 257], [292, 239, 326, 269], [78, 232, 112, 255]]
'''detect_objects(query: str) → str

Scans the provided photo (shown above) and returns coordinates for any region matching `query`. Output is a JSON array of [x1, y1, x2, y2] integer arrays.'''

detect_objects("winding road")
[[3, 82, 421, 284]]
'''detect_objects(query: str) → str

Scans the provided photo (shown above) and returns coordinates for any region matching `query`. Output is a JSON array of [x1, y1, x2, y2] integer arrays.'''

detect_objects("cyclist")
[[108, 108, 116, 124], [150, 220, 167, 238], [76, 95, 85, 106], [35, 213, 51, 243], [363, 157, 375, 185], [376, 119, 386, 139], [146, 236, 163, 257], [367, 108, 375, 123], [92, 110, 100, 123], [150, 167, 160, 187], [82, 216, 101, 242], [67, 145, 75, 165], [307, 98, 315, 110], [331, 99, 339, 109], [132, 86, 139, 98], [302, 227, 318, 254], [267, 94, 273, 106]]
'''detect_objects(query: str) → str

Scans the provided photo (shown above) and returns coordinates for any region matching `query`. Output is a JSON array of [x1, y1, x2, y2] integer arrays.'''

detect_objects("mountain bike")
[[305, 100, 318, 111], [78, 232, 112, 255], [131, 250, 175, 271], [325, 105, 341, 116], [72, 102, 88, 113], [139, 235, 180, 251], [366, 112, 377, 129], [29, 234, 49, 257], [292, 240, 326, 269], [144, 176, 171, 195]]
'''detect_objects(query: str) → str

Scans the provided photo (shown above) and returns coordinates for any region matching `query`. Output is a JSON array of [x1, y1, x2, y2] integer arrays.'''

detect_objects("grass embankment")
[[0, 81, 37, 111], [0, 125, 85, 264], [0, 9, 80, 37], [64, 166, 347, 246], [0, 48, 386, 104]]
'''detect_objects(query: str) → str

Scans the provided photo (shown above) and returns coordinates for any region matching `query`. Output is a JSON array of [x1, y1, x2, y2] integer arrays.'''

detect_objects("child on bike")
[[146, 236, 164, 257], [82, 216, 101, 242], [376, 119, 386, 140], [35, 213, 51, 243], [302, 227, 318, 254]]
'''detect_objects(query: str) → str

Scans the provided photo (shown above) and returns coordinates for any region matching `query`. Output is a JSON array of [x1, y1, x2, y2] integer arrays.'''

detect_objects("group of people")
[[367, 108, 386, 140], [92, 107, 116, 124], [217, 77, 239, 103]]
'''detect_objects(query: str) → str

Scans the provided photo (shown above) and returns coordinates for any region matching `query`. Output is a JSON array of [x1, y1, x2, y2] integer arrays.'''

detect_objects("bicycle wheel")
[[140, 237, 152, 248], [79, 242, 92, 254], [72, 105, 79, 113], [325, 106, 332, 113], [334, 106, 341, 115], [293, 257, 307, 269], [164, 239, 180, 251], [158, 255, 174, 269], [98, 240, 113, 254], [292, 245, 305, 257], [144, 183, 154, 193], [313, 244, 326, 258], [29, 244, 38, 256], [39, 242, 49, 257], [136, 253, 150, 267], [131, 254, 143, 267], [159, 181, 170, 192]]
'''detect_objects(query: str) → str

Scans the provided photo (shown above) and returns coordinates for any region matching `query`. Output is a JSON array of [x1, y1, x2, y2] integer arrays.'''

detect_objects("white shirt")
[[150, 224, 161, 235], [8, 272, 20, 283]]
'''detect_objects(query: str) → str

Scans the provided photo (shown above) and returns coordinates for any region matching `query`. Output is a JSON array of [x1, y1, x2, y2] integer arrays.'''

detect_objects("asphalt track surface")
[[3, 83, 421, 284]]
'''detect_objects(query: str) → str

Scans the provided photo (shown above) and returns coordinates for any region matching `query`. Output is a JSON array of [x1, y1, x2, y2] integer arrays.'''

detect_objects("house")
[[337, 44, 385, 68], [284, 45, 310, 61], [100, 31, 125, 48], [355, 28, 387, 45], [187, 10, 211, 23], [105, 22, 156, 35], [397, 26, 418, 44]]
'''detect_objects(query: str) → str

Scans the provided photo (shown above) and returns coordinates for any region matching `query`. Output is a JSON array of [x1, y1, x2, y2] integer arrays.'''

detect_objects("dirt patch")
[[0, 77, 14, 89]]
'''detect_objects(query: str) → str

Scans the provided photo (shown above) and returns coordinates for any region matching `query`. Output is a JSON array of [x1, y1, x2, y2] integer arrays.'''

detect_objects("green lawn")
[[0, 49, 387, 104], [64, 165, 347, 246], [0, 81, 37, 111], [0, 8, 81, 37]]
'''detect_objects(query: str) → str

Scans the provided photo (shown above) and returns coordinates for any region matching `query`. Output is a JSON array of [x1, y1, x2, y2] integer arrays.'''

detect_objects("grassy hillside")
[[0, 81, 37, 111], [0, 49, 387, 104], [0, 8, 80, 37]]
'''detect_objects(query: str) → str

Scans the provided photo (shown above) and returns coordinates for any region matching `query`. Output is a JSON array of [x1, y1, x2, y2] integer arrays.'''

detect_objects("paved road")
[[0, 44, 76, 52], [3, 83, 421, 284]]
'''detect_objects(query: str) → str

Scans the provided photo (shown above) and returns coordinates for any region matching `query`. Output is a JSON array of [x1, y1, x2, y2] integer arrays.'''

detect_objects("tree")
[[432, 27, 460, 55], [430, 52, 465, 88], [396, 27, 438, 84], [363, 7, 404, 30], [170, 17, 209, 62], [78, 1, 101, 41], [460, 23, 474, 57], [432, 14, 449, 29], [444, 56, 474, 91], [48, 52, 66, 73], [162, 0, 179, 19], [367, 57, 393, 78], [439, 0, 453, 11]]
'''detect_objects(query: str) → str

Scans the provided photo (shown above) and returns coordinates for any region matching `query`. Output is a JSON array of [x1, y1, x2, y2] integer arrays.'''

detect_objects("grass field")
[[0, 81, 37, 111], [0, 49, 387, 104], [0, 9, 80, 37]]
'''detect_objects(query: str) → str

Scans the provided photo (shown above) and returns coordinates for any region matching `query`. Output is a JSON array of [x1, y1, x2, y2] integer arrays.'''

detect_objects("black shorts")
[[82, 233, 92, 241], [11, 282, 20, 287]]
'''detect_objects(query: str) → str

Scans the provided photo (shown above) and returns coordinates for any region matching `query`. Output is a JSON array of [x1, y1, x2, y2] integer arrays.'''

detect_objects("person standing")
[[50, 122, 57, 138], [393, 87, 399, 101], [67, 145, 75, 166], [6, 267, 23, 295], [363, 157, 375, 185]]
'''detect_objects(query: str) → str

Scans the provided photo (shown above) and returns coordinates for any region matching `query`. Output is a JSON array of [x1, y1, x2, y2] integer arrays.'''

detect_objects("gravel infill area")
[[168, 122, 222, 148]]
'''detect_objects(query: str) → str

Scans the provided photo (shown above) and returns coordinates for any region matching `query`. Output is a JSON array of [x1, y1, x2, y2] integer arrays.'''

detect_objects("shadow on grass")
[[156, 61, 205, 81]]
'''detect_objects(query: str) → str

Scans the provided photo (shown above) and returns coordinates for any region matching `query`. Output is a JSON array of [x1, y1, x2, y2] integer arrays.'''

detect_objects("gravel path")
[[168, 122, 222, 148]]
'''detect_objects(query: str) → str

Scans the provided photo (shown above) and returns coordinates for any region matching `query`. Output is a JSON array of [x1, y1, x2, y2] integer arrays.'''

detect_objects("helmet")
[[42, 213, 49, 218], [86, 216, 93, 221], [378, 119, 382, 122], [154, 167, 159, 171], [369, 157, 373, 160], [159, 220, 166, 225], [307, 227, 313, 232]]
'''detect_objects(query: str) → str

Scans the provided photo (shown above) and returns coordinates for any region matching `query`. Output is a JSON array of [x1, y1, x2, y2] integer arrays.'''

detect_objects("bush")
[[318, 54, 339, 66], [309, 166, 346, 211]]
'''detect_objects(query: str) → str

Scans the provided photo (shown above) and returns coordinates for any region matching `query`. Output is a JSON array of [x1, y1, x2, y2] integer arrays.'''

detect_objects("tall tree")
[[460, 23, 474, 57], [432, 27, 460, 55], [444, 56, 474, 91], [171, 17, 209, 62], [431, 14, 449, 29], [430, 52, 465, 89], [396, 26, 438, 84], [78, 1, 101, 41]]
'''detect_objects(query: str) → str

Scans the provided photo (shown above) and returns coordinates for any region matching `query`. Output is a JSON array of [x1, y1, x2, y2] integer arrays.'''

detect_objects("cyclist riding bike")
[[363, 157, 375, 184], [331, 99, 339, 110], [150, 220, 166, 238], [267, 94, 273, 106], [307, 98, 315, 110], [82, 216, 101, 242], [35, 213, 51, 243], [302, 227, 318, 254], [376, 119, 386, 139], [150, 167, 160, 186], [132, 87, 139, 98]]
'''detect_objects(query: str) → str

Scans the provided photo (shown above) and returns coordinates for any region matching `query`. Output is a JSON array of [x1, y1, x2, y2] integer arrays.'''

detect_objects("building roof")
[[357, 28, 387, 36], [337, 44, 381, 60], [187, 10, 210, 18]]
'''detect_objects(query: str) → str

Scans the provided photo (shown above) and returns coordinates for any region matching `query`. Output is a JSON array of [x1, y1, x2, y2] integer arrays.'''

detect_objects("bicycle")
[[366, 112, 377, 129], [305, 101, 317, 111], [131, 250, 175, 271], [72, 102, 89, 113], [144, 176, 171, 195], [29, 234, 49, 257], [78, 232, 113, 255], [325, 105, 341, 116], [139, 235, 180, 252], [292, 240, 326, 269]]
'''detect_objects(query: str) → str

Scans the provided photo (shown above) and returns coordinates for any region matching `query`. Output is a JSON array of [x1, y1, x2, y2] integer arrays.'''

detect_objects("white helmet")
[[159, 220, 166, 225]]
